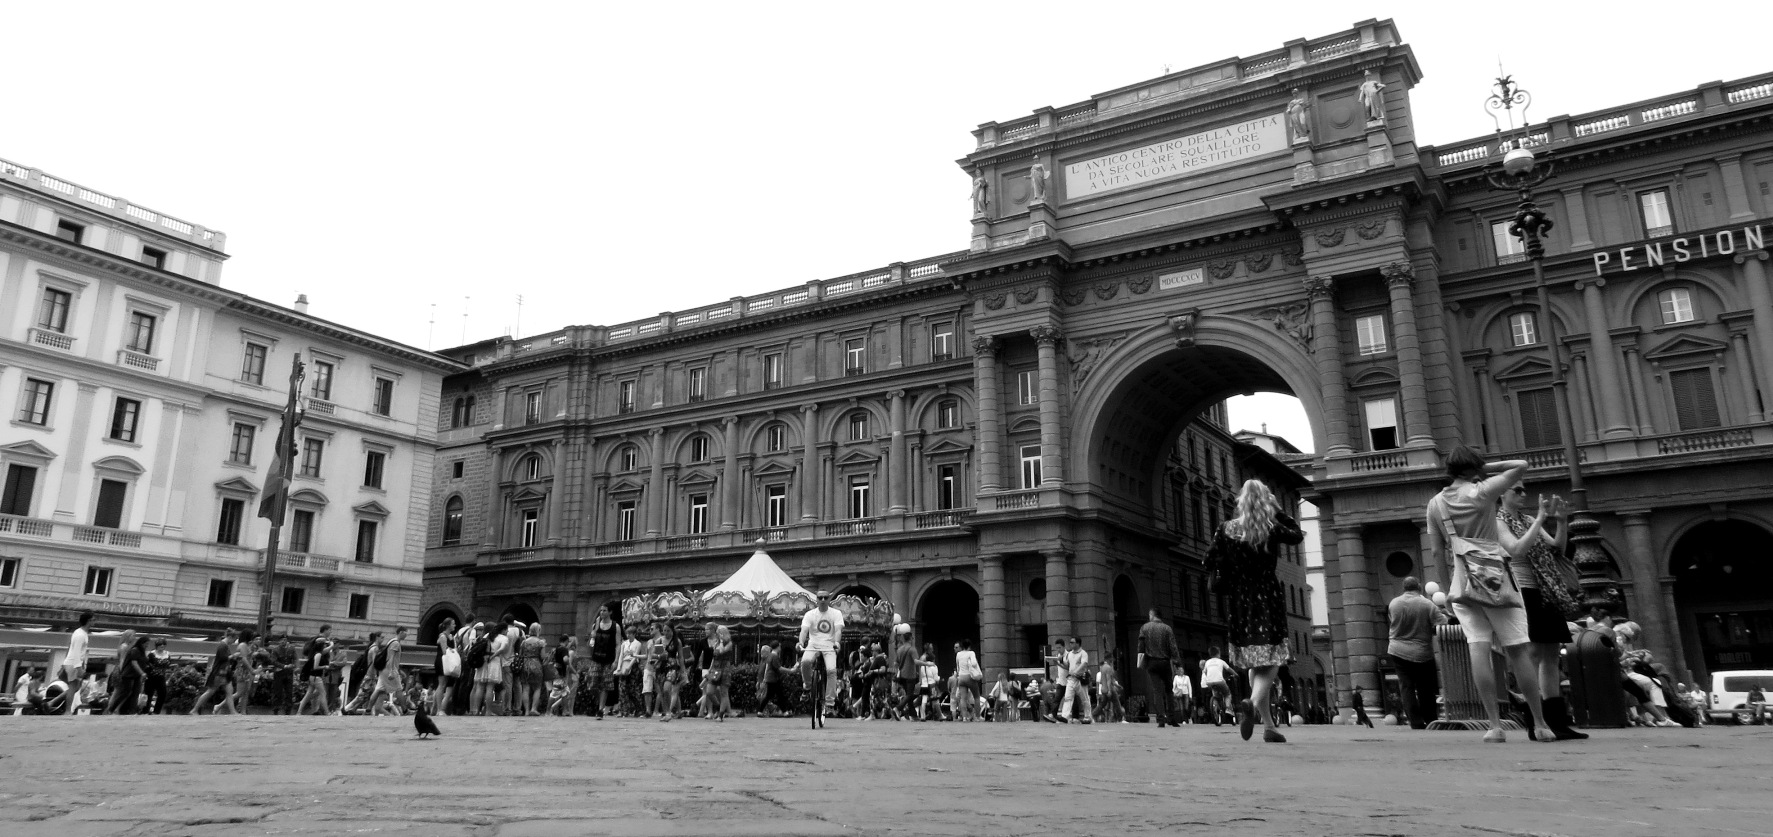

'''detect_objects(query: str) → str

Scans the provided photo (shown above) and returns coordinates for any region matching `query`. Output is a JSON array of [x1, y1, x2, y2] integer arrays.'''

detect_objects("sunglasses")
[[1509, 486, 1527, 495]]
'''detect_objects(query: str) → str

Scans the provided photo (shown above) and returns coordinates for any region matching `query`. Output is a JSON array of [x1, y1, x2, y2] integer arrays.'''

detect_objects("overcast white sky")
[[8, 2, 1763, 452]]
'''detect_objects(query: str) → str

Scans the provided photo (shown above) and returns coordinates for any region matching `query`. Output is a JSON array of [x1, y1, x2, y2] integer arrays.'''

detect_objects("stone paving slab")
[[0, 715, 1765, 836]]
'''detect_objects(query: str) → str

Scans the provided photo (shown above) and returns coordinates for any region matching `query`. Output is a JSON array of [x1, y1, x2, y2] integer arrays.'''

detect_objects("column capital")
[[888, 389, 907, 401], [1304, 274, 1335, 298], [1029, 325, 1064, 346], [1331, 522, 1366, 536], [1381, 261, 1415, 288], [800, 403, 819, 414], [722, 415, 739, 427], [1040, 548, 1070, 562], [648, 427, 664, 438], [889, 569, 910, 580], [1618, 509, 1655, 524], [978, 553, 1004, 569], [971, 335, 1001, 356], [1734, 249, 1769, 265]]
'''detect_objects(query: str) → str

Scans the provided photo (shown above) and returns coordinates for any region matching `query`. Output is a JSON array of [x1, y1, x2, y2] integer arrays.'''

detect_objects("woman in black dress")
[[1206, 478, 1304, 743]]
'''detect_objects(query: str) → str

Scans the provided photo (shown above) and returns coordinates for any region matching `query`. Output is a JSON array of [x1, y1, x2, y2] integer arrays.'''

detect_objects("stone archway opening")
[[1672, 520, 1773, 676], [917, 579, 980, 679], [419, 605, 465, 646], [502, 602, 541, 629]]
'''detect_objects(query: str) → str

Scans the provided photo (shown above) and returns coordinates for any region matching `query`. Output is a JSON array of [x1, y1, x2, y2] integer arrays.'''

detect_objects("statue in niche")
[[1286, 89, 1311, 142], [1360, 71, 1387, 124], [1029, 161, 1048, 204], [971, 173, 990, 216]]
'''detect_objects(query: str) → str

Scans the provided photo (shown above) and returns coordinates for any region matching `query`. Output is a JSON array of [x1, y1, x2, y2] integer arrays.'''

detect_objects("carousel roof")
[[706, 543, 811, 598]]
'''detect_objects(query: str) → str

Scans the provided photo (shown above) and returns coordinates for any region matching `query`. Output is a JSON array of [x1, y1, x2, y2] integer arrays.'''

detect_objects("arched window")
[[521, 455, 542, 481], [848, 411, 869, 441], [766, 424, 786, 452], [442, 496, 464, 545], [619, 445, 638, 471], [690, 434, 710, 462]]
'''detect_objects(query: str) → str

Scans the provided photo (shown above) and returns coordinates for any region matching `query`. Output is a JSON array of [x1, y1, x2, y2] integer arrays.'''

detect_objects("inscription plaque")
[[1064, 114, 1286, 199]]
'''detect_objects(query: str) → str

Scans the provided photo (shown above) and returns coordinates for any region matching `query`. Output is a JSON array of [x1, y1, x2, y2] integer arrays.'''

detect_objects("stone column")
[[972, 336, 1005, 491], [889, 570, 910, 626], [1735, 251, 1773, 405], [1570, 353, 1598, 442], [1730, 332, 1761, 423], [979, 554, 1009, 674], [1577, 279, 1635, 438], [1043, 549, 1073, 643], [720, 417, 740, 529], [1305, 276, 1353, 455], [799, 405, 820, 521], [888, 390, 909, 512], [574, 596, 594, 649], [1381, 263, 1433, 446], [1620, 511, 1678, 666], [645, 428, 665, 536], [548, 439, 567, 544], [1623, 347, 1654, 434], [1333, 524, 1378, 708], [1474, 366, 1502, 451], [1030, 326, 1066, 484]]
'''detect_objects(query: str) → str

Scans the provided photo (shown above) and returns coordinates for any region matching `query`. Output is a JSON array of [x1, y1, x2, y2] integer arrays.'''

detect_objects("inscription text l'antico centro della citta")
[[1063, 114, 1286, 199]]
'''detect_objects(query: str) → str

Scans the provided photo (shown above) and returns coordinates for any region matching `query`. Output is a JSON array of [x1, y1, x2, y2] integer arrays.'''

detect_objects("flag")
[[258, 355, 305, 525]]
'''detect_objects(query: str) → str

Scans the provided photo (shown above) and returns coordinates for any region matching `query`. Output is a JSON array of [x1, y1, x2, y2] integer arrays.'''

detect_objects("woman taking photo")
[[1497, 482, 1587, 740], [1205, 478, 1304, 743]]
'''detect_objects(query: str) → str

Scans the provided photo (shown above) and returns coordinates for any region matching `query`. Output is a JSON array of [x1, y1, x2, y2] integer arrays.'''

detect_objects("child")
[[547, 678, 569, 716]]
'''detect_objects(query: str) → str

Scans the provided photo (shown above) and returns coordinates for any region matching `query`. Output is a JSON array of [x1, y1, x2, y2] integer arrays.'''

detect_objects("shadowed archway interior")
[[1672, 520, 1773, 674], [918, 580, 980, 679]]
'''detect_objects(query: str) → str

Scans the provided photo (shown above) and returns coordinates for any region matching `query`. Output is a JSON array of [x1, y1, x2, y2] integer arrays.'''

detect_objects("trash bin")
[[1426, 624, 1519, 730], [1563, 628, 1628, 728]]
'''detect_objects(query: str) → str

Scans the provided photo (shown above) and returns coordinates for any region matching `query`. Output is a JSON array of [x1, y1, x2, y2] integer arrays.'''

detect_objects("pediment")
[[679, 468, 718, 486], [607, 478, 645, 494], [1644, 333, 1727, 362], [1351, 367, 1399, 387], [1008, 415, 1042, 433], [924, 438, 973, 455], [215, 476, 260, 495], [353, 500, 392, 517], [752, 460, 795, 477], [510, 486, 548, 502], [0, 440, 58, 461], [1493, 355, 1554, 383], [835, 449, 879, 466], [91, 455, 145, 475], [289, 488, 329, 506]]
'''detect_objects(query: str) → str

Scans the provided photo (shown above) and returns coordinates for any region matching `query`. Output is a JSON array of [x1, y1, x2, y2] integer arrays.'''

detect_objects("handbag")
[[441, 648, 462, 678], [1433, 493, 1522, 609], [1521, 518, 1584, 618]]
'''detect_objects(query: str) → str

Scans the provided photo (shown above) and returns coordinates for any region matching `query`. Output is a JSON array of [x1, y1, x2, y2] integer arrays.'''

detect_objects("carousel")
[[622, 540, 896, 647]]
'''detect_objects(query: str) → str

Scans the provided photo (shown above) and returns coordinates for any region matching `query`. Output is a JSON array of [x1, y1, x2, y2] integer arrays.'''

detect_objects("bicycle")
[[806, 661, 825, 730]]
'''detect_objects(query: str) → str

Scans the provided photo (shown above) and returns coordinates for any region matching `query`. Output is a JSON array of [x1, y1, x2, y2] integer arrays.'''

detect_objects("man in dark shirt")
[[1136, 609, 1182, 727], [758, 640, 788, 717], [1387, 576, 1446, 729], [268, 631, 298, 715]]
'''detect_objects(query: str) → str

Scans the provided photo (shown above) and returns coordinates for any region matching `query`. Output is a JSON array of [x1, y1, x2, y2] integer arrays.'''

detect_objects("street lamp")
[[1480, 75, 1616, 609]]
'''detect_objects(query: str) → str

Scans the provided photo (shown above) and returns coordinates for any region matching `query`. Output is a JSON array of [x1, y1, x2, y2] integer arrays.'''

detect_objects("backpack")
[[372, 640, 393, 672], [465, 635, 490, 671]]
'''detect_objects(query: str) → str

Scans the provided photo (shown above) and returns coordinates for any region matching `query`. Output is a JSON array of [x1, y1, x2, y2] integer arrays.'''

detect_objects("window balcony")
[[304, 398, 335, 416], [277, 551, 342, 573], [29, 327, 75, 351], [117, 349, 159, 371]]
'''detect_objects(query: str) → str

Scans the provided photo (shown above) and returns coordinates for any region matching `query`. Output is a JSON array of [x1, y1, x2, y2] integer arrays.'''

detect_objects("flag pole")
[[258, 353, 305, 636]]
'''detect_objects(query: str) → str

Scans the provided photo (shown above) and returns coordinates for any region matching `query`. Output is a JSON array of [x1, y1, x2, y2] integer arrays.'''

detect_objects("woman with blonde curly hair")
[[1206, 478, 1304, 743]]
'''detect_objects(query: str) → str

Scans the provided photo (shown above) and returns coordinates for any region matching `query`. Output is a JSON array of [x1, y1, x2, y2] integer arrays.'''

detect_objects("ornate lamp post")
[[1481, 75, 1619, 611]]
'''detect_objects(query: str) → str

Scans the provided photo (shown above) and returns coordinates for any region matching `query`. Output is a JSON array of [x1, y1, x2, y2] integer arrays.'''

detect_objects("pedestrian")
[[1171, 668, 1194, 724], [707, 624, 735, 721], [297, 638, 333, 715], [1498, 482, 1587, 741], [469, 622, 507, 716], [556, 633, 580, 717], [1136, 608, 1182, 727], [586, 606, 620, 718], [342, 631, 382, 714], [432, 617, 458, 715], [366, 627, 407, 717], [643, 625, 670, 718], [1206, 478, 1306, 744], [1352, 690, 1375, 728], [189, 629, 239, 715], [268, 631, 298, 715], [1057, 636, 1093, 724], [953, 639, 983, 721], [617, 626, 642, 716], [143, 639, 171, 714], [1426, 445, 1555, 743], [235, 630, 267, 714], [891, 625, 917, 721], [105, 629, 136, 702], [1096, 656, 1126, 723], [62, 611, 93, 716], [513, 623, 547, 716], [916, 643, 941, 720], [105, 635, 150, 715], [657, 625, 685, 722], [1200, 648, 1233, 725], [1386, 576, 1447, 729]]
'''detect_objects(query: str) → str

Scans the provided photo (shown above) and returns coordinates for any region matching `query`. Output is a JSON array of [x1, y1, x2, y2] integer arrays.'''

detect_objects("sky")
[[8, 1, 1765, 454]]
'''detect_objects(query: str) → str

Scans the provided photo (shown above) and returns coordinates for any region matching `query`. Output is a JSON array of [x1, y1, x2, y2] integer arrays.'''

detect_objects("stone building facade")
[[424, 19, 1773, 712]]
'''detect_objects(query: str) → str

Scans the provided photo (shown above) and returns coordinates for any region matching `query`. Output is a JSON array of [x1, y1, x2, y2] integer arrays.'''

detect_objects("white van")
[[1708, 670, 1773, 724]]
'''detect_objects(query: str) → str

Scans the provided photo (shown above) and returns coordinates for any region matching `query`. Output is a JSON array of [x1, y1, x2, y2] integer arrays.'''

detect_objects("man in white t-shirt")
[[1200, 647, 1234, 725], [63, 612, 94, 715], [798, 590, 844, 710], [1058, 637, 1093, 724], [1172, 671, 1195, 724]]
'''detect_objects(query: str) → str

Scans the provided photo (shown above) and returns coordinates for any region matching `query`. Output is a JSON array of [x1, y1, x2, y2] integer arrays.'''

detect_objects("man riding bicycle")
[[1201, 646, 1236, 725], [799, 590, 845, 712]]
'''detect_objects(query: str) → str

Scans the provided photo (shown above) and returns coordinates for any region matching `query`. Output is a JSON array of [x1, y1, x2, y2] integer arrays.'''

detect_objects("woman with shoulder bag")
[[434, 617, 459, 715], [1498, 484, 1588, 741], [1427, 445, 1554, 743]]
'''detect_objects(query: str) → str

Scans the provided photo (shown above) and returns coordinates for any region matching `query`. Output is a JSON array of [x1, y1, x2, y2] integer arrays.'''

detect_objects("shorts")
[[642, 666, 657, 694], [1453, 602, 1530, 648], [1206, 681, 1231, 700], [584, 661, 613, 692], [1521, 588, 1573, 644]]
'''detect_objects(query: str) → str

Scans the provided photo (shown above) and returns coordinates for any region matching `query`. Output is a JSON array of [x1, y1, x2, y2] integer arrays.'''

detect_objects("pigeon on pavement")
[[414, 704, 441, 739]]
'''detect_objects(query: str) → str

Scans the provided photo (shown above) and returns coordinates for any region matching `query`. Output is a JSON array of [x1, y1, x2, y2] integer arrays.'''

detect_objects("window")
[[216, 497, 245, 545], [1017, 370, 1037, 405], [241, 342, 267, 385], [442, 497, 463, 545], [937, 464, 960, 510], [109, 397, 141, 443], [19, 378, 54, 425], [619, 446, 638, 471], [348, 593, 371, 620], [618, 380, 636, 414], [1355, 314, 1388, 355], [766, 485, 788, 527], [56, 219, 85, 244], [289, 509, 315, 553], [84, 566, 113, 597], [0, 557, 17, 588], [93, 479, 127, 528], [354, 376, 389, 418], [229, 423, 256, 464], [937, 400, 958, 429], [0, 464, 34, 516], [689, 494, 709, 534], [762, 353, 783, 390], [519, 509, 539, 548], [522, 455, 541, 481], [1670, 368, 1722, 431], [452, 460, 465, 479], [1364, 397, 1399, 451], [280, 586, 306, 614], [363, 450, 386, 489], [524, 391, 543, 425], [617, 500, 637, 540], [1509, 312, 1539, 347], [688, 367, 707, 403], [848, 411, 869, 441], [451, 395, 475, 428], [1491, 220, 1524, 264], [766, 424, 786, 453], [848, 475, 870, 519], [207, 579, 234, 609], [37, 287, 72, 333], [310, 361, 334, 401], [140, 246, 167, 270], [300, 438, 325, 478], [1658, 288, 1695, 325], [1517, 387, 1561, 449], [931, 322, 954, 361], [690, 435, 710, 462], [845, 337, 867, 376], [1640, 189, 1674, 237], [1020, 445, 1043, 489], [355, 519, 378, 562], [126, 312, 156, 353]]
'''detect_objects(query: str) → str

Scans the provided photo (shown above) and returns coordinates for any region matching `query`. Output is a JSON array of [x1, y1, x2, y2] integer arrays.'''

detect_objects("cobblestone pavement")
[[1, 714, 1764, 836]]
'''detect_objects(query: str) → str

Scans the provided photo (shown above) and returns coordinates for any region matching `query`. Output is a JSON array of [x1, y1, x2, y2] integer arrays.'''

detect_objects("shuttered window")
[[1670, 368, 1721, 430], [1517, 388, 1561, 449]]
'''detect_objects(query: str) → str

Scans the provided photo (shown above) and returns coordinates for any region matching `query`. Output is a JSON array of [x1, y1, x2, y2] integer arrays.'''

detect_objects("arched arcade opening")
[[1673, 519, 1773, 678], [917, 579, 980, 678]]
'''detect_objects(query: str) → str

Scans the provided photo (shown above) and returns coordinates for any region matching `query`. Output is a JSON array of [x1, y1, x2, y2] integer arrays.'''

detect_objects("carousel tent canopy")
[[706, 544, 812, 598]]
